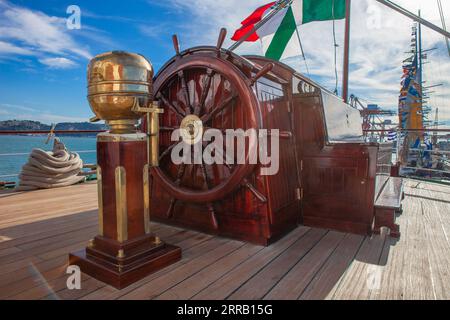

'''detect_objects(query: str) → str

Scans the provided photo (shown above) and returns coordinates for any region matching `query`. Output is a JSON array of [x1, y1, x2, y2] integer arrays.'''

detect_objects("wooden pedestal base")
[[68, 133, 182, 289], [69, 236, 181, 289]]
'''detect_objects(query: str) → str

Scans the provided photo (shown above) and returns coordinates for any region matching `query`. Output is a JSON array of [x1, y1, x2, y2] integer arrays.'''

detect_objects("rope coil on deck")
[[16, 138, 86, 191]]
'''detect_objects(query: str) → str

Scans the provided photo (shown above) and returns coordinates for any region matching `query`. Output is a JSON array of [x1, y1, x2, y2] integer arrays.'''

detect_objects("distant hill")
[[0, 120, 108, 134]]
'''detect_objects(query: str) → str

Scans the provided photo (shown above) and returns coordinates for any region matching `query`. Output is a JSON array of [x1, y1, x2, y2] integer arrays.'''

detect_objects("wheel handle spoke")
[[157, 92, 185, 120], [178, 70, 192, 114], [195, 68, 214, 116], [201, 94, 237, 124]]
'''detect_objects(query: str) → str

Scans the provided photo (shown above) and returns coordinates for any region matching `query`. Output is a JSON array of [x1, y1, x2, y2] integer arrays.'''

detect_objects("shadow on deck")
[[0, 179, 449, 300]]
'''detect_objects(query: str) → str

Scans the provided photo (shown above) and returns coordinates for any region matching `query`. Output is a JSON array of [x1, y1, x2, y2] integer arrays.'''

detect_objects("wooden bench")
[[373, 176, 404, 238]]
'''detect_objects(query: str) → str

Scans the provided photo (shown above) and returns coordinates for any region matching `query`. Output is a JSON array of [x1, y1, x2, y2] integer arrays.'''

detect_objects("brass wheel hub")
[[180, 114, 203, 144]]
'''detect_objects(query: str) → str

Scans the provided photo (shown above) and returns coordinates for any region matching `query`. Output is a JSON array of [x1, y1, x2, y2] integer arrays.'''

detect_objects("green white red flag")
[[232, 0, 346, 61]]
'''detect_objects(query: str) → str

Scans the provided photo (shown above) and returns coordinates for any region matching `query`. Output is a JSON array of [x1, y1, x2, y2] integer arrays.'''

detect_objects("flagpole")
[[295, 25, 310, 76], [342, 0, 351, 103], [228, 0, 293, 52]]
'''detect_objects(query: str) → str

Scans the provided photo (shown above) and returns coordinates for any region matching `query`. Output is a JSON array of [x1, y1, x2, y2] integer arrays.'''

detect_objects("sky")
[[0, 0, 449, 125]]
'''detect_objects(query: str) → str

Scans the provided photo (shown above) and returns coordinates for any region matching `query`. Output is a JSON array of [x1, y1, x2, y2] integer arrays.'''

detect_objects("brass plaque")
[[97, 165, 103, 236], [115, 166, 128, 242], [143, 164, 150, 234]]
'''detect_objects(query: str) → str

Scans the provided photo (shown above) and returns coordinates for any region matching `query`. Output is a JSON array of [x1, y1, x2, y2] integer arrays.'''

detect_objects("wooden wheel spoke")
[[159, 142, 177, 160], [155, 58, 255, 205], [160, 126, 177, 131], [242, 179, 267, 203], [202, 140, 264, 203], [195, 68, 214, 116], [178, 70, 192, 114], [200, 163, 212, 189], [175, 163, 186, 185], [166, 198, 177, 218], [199, 146, 219, 230], [201, 94, 237, 124], [157, 92, 185, 120], [166, 164, 186, 219], [202, 139, 229, 166], [208, 142, 234, 172], [208, 203, 219, 230]]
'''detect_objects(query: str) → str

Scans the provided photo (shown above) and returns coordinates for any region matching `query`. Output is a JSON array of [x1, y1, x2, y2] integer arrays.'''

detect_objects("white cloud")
[[0, 103, 88, 124], [158, 0, 450, 122], [139, 24, 170, 40], [0, 40, 33, 55], [39, 57, 77, 69], [33, 113, 88, 123], [0, 103, 37, 112], [148, 0, 264, 46], [0, 0, 93, 68]]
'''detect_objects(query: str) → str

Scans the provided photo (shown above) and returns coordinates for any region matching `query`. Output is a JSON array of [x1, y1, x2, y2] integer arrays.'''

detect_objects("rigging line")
[[332, 0, 339, 95], [294, 25, 310, 77], [437, 0, 450, 57]]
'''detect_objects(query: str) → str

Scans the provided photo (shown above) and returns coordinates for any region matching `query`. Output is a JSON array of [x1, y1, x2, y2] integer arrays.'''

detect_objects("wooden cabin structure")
[[149, 47, 403, 245]]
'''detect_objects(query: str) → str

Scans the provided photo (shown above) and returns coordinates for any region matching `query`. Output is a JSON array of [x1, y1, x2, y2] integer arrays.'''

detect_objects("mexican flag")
[[232, 0, 346, 61]]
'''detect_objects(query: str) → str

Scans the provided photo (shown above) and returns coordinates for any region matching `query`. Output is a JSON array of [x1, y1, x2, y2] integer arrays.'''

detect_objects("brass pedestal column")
[[69, 51, 181, 289], [69, 132, 181, 289]]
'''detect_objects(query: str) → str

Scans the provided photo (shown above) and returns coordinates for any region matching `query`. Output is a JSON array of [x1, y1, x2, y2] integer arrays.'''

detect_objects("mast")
[[418, 11, 425, 140], [342, 0, 351, 103], [418, 11, 423, 100], [432, 108, 439, 145]]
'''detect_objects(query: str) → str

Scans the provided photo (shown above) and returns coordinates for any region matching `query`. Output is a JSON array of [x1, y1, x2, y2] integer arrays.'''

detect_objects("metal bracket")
[[131, 99, 164, 115]]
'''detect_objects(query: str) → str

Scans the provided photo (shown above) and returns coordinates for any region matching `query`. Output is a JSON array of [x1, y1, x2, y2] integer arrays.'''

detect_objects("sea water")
[[0, 135, 97, 183]]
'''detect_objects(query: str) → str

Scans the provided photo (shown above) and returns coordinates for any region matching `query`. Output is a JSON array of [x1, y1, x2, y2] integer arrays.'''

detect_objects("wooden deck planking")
[[327, 231, 387, 299], [299, 233, 364, 300], [0, 183, 97, 229], [44, 229, 209, 300], [80, 232, 218, 300], [403, 188, 435, 300], [227, 228, 327, 300], [263, 231, 346, 300], [0, 179, 449, 300], [155, 243, 263, 300], [119, 240, 244, 300], [408, 185, 450, 299], [191, 226, 310, 300], [2, 225, 191, 299], [3, 227, 201, 299]]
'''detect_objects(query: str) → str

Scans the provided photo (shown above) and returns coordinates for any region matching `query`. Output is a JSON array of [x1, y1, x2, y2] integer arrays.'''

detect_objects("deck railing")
[[363, 128, 450, 182], [0, 130, 106, 135], [1, 128, 449, 188]]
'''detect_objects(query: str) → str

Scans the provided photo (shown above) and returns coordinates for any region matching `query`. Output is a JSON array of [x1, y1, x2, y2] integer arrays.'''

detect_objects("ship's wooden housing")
[[148, 47, 388, 245]]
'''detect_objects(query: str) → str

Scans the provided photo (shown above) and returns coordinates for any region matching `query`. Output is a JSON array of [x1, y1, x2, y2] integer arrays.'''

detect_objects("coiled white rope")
[[16, 138, 86, 191]]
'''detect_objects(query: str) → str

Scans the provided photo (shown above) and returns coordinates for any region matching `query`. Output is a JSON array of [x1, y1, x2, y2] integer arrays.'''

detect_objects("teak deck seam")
[[0, 179, 449, 300]]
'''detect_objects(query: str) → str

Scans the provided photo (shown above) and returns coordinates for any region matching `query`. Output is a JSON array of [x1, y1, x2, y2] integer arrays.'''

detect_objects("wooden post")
[[69, 133, 181, 289], [342, 0, 351, 103]]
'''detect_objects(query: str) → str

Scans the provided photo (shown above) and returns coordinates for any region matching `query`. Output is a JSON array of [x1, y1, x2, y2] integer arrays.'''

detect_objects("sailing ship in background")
[[231, 0, 450, 182], [396, 20, 450, 181], [1, 0, 450, 189]]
